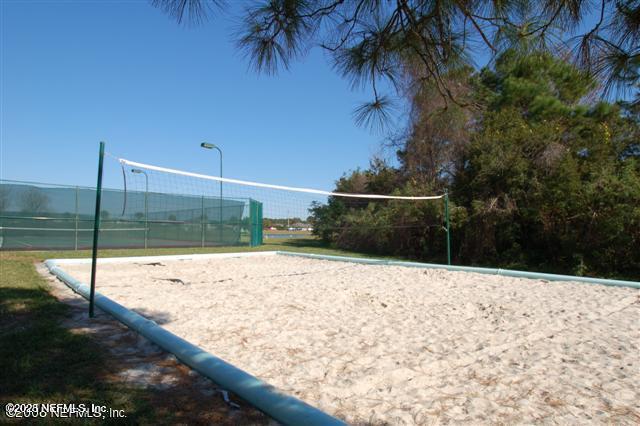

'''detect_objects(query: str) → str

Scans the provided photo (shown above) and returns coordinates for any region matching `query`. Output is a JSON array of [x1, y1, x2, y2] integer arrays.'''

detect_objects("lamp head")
[[131, 168, 144, 174], [201, 142, 217, 149]]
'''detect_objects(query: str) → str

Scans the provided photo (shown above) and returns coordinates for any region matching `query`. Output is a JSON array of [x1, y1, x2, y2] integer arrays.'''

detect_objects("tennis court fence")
[[0, 179, 263, 250]]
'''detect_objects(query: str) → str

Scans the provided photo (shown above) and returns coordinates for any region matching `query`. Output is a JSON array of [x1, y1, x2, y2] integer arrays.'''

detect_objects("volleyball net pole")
[[444, 190, 451, 265], [89, 141, 105, 318]]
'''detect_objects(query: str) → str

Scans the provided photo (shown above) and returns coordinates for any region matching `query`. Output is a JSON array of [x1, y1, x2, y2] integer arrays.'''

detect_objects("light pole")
[[131, 168, 149, 249], [200, 142, 223, 245]]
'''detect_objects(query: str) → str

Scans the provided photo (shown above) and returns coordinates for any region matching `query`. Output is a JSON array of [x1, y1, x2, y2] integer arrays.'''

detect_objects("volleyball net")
[[0, 153, 449, 258], [119, 157, 448, 255]]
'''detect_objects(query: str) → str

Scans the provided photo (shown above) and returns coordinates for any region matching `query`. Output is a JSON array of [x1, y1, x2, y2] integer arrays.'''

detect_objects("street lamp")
[[200, 142, 223, 246], [131, 168, 149, 249]]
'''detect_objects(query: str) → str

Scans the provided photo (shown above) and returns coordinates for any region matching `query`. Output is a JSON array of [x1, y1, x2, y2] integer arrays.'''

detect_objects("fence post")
[[249, 200, 255, 247], [74, 186, 79, 251], [258, 201, 263, 245], [201, 196, 205, 248], [144, 187, 148, 249]]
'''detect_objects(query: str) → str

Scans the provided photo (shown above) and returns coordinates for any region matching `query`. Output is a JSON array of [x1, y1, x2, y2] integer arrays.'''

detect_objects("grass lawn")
[[0, 238, 373, 423], [264, 230, 313, 234]]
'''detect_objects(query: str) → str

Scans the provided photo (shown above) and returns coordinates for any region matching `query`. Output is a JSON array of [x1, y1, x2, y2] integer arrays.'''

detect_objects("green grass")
[[0, 238, 374, 423], [0, 252, 161, 423], [264, 229, 312, 234]]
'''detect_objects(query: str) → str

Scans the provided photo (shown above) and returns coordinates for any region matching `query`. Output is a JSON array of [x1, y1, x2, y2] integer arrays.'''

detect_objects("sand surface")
[[60, 255, 639, 425]]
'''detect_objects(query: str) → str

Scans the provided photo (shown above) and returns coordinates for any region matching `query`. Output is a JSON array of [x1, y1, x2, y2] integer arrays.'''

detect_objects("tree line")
[[311, 52, 639, 278]]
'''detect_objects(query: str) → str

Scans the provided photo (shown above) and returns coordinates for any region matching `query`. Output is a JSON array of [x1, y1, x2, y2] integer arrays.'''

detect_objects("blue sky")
[[1, 1, 605, 193], [1, 0, 397, 191]]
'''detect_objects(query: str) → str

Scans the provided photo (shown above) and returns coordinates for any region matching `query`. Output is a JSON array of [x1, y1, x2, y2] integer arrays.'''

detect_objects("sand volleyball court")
[[59, 254, 639, 425]]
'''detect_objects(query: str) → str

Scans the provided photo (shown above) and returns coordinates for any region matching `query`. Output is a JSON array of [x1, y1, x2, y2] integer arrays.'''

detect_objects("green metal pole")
[[144, 173, 148, 249], [89, 141, 105, 318], [217, 147, 223, 246], [251, 200, 257, 247], [258, 201, 263, 245], [253, 200, 260, 247], [444, 190, 451, 265], [74, 186, 79, 251], [248, 200, 253, 247], [201, 195, 205, 247], [199, 143, 223, 245]]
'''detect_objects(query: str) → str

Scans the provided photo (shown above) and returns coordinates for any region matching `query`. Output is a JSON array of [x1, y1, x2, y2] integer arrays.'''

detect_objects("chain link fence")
[[0, 180, 263, 250]]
